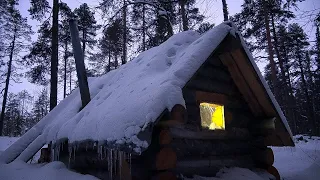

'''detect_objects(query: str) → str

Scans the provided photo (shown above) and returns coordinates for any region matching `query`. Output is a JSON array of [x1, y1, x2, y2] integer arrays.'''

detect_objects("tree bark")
[[69, 63, 72, 94], [82, 31, 86, 58], [297, 55, 315, 135], [50, 0, 59, 110], [0, 30, 16, 136], [270, 14, 297, 133], [142, 4, 146, 51], [179, 0, 188, 31], [122, 0, 127, 65], [263, 1, 278, 97], [63, 41, 68, 99], [222, 0, 229, 21]]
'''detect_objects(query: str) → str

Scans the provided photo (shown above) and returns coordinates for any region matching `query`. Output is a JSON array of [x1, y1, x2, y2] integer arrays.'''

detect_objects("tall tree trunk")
[[142, 4, 146, 51], [0, 30, 16, 136], [69, 63, 72, 94], [108, 42, 111, 72], [122, 0, 127, 65], [50, 0, 59, 110], [263, 1, 278, 97], [82, 30, 86, 58], [63, 41, 68, 99], [270, 14, 297, 132], [179, 0, 188, 31], [298, 55, 315, 135], [221, 0, 229, 21]]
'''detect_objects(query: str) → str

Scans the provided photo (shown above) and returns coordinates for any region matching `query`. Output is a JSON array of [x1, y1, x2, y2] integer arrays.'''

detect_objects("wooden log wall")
[[184, 54, 254, 131]]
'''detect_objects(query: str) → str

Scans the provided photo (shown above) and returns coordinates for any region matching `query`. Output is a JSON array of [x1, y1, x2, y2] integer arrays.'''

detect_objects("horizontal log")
[[170, 104, 186, 124], [169, 127, 251, 140], [159, 129, 172, 145], [156, 147, 177, 170], [249, 118, 276, 135], [197, 65, 232, 82], [176, 155, 254, 177], [267, 166, 280, 180], [252, 147, 274, 167], [195, 91, 249, 110], [187, 78, 235, 96], [154, 172, 177, 180]]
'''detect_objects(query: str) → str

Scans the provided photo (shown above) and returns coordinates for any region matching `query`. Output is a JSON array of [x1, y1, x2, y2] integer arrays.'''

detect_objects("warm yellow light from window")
[[200, 103, 225, 130]]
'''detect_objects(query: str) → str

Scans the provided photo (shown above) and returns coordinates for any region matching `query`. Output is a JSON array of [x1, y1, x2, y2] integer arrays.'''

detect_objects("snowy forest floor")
[[0, 135, 319, 180]]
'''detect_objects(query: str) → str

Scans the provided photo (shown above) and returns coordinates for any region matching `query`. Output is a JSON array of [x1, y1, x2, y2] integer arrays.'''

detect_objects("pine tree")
[[74, 3, 99, 58], [59, 2, 73, 98], [23, 20, 51, 85], [30, 88, 49, 129], [3, 93, 22, 136], [222, 0, 229, 21], [29, 0, 59, 110], [287, 23, 316, 135], [0, 0, 33, 136]]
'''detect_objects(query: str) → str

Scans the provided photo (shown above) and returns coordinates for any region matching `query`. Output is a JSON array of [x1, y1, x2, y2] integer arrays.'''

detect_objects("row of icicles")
[[51, 143, 132, 180]]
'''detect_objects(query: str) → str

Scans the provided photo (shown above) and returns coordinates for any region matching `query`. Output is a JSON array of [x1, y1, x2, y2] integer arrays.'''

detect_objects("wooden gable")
[[183, 34, 294, 147]]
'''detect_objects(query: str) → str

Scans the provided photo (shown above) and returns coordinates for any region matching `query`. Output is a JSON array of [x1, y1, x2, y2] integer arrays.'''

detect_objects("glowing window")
[[199, 103, 225, 130]]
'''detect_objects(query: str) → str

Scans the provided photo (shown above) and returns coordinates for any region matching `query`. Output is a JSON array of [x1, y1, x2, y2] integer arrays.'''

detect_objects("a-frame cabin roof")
[[0, 22, 293, 164]]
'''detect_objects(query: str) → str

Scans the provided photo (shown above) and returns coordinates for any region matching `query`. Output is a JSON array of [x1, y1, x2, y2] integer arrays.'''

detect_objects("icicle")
[[103, 147, 107, 160], [86, 144, 88, 151], [109, 149, 113, 180], [57, 145, 61, 161], [129, 153, 132, 175], [119, 151, 122, 180], [114, 150, 117, 177], [73, 145, 76, 161], [100, 146, 103, 160], [68, 146, 72, 168]]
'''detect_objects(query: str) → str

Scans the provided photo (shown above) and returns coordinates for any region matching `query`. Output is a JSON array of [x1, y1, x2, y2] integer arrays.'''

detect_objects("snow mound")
[[0, 136, 19, 155]]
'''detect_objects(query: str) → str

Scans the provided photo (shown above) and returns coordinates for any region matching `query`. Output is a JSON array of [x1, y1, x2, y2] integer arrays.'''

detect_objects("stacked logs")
[[153, 104, 185, 180]]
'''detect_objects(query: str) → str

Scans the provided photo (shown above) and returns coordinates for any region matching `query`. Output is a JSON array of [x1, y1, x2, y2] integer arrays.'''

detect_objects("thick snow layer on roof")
[[1, 22, 294, 161], [30, 23, 232, 154]]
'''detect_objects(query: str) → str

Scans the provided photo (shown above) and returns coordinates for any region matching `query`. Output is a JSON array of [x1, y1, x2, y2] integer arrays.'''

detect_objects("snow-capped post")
[[69, 18, 91, 108]]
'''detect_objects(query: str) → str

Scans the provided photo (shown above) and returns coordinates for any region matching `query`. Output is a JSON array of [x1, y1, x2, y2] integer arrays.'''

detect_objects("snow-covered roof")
[[0, 22, 293, 163]]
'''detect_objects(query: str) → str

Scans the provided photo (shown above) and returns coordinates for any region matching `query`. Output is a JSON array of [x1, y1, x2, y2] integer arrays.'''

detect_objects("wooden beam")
[[159, 129, 172, 145], [169, 127, 251, 140], [187, 78, 234, 96], [69, 19, 91, 108], [219, 53, 264, 117], [197, 65, 231, 82], [230, 49, 276, 116], [176, 155, 254, 177], [252, 147, 274, 168], [170, 104, 186, 124]]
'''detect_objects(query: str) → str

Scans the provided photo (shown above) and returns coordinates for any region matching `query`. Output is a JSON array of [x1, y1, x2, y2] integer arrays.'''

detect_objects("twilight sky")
[[7, 0, 320, 102]]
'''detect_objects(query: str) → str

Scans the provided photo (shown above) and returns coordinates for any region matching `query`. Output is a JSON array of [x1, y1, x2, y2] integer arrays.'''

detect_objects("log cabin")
[[0, 22, 294, 180]]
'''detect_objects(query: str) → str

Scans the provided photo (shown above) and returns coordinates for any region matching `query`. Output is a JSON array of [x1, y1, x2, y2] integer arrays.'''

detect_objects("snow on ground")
[[184, 167, 274, 180], [0, 136, 98, 180], [0, 161, 98, 180], [0, 135, 319, 179], [272, 135, 320, 180], [0, 136, 19, 155]]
